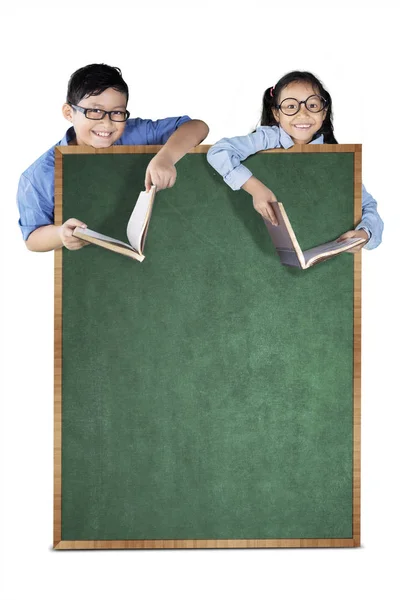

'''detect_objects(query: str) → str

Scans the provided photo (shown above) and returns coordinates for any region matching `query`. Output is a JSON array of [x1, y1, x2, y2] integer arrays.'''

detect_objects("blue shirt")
[[17, 115, 191, 241], [207, 125, 383, 250]]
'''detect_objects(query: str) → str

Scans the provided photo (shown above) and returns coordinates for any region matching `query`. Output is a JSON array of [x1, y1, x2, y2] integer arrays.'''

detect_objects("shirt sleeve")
[[146, 115, 192, 145], [355, 184, 384, 250], [206, 127, 280, 190], [17, 173, 54, 241]]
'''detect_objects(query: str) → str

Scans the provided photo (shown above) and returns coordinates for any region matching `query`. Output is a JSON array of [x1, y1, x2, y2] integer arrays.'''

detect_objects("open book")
[[73, 186, 156, 262], [264, 202, 365, 269]]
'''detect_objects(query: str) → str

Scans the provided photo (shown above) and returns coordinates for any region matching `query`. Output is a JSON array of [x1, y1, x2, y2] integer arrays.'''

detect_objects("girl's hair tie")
[[270, 85, 275, 97]]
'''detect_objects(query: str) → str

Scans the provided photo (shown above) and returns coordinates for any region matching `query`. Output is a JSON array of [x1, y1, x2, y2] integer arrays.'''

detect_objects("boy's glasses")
[[276, 95, 327, 116], [69, 104, 130, 122]]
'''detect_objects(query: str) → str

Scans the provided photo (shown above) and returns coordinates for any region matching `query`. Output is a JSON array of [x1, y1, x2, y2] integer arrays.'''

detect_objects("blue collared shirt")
[[207, 125, 383, 250], [17, 115, 191, 241]]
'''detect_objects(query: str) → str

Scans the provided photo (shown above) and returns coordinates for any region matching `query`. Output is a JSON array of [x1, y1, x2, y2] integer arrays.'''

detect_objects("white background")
[[1, 2, 398, 599]]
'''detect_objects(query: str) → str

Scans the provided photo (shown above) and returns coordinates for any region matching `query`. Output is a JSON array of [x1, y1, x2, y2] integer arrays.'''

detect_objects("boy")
[[17, 63, 209, 252]]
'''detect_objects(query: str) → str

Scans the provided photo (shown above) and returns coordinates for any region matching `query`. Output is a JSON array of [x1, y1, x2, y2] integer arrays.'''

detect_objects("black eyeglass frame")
[[69, 103, 130, 122], [276, 95, 328, 116]]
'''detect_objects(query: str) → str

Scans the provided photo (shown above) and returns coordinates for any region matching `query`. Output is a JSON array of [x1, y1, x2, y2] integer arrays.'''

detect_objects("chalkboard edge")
[[53, 536, 360, 550]]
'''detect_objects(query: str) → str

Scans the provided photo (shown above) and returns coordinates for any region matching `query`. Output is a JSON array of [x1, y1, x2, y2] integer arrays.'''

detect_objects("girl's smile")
[[272, 82, 327, 145]]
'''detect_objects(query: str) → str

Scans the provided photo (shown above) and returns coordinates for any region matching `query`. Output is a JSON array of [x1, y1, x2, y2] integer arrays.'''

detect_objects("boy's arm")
[[25, 225, 63, 251], [145, 120, 209, 191], [18, 171, 88, 252], [25, 219, 88, 252], [156, 119, 209, 164]]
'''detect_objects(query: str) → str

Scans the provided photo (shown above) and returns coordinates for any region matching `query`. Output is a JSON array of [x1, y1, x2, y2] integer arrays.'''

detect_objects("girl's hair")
[[66, 63, 129, 105], [261, 71, 338, 143]]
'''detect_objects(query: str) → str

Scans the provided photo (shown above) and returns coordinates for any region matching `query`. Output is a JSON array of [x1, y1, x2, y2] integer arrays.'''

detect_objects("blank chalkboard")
[[54, 144, 361, 549]]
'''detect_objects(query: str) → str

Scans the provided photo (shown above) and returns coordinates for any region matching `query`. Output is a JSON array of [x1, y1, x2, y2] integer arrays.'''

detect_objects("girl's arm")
[[337, 185, 384, 252], [355, 185, 384, 250], [206, 127, 280, 190]]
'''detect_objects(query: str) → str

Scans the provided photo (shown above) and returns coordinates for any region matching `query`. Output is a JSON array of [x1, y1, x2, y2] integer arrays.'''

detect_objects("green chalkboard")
[[54, 145, 361, 549]]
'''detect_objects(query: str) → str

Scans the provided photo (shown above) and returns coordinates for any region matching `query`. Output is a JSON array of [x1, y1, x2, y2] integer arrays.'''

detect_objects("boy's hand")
[[145, 154, 177, 192], [335, 229, 369, 253], [59, 218, 89, 250]]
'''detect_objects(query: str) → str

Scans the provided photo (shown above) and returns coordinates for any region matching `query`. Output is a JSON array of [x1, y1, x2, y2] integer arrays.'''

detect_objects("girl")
[[207, 71, 383, 250]]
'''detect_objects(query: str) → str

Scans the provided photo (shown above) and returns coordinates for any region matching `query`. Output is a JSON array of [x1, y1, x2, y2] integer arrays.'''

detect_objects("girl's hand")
[[59, 218, 89, 250], [252, 187, 278, 225], [335, 229, 369, 253], [145, 154, 177, 191], [241, 176, 278, 225]]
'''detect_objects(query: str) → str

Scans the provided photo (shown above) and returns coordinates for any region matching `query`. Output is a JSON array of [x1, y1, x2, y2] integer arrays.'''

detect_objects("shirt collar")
[[279, 125, 324, 148], [59, 126, 76, 146]]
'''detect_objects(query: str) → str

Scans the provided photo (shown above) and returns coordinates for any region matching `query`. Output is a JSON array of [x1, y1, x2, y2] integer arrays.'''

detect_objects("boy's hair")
[[261, 71, 338, 144], [66, 64, 129, 105]]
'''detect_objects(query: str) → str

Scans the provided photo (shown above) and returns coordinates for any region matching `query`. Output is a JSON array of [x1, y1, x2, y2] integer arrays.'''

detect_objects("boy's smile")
[[272, 82, 327, 145], [62, 87, 128, 147]]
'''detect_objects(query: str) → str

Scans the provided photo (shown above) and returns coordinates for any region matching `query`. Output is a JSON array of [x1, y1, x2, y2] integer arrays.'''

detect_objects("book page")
[[276, 249, 303, 268], [263, 203, 304, 267], [126, 186, 156, 253], [74, 227, 134, 250], [303, 237, 365, 265]]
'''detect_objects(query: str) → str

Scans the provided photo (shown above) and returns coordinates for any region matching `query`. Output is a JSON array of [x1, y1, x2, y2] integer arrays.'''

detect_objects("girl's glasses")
[[277, 95, 327, 116]]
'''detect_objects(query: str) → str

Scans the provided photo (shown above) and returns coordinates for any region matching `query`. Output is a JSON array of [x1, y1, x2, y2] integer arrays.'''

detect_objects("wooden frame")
[[54, 144, 361, 549]]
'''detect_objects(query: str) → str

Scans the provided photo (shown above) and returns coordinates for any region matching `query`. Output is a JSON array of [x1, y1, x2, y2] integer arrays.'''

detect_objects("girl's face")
[[272, 82, 327, 145]]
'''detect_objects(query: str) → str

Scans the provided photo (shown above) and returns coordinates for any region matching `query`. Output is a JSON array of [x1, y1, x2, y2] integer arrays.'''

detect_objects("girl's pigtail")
[[316, 90, 338, 143], [261, 87, 278, 126]]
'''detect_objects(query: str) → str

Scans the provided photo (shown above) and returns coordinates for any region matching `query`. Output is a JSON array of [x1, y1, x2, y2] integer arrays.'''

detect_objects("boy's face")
[[62, 87, 128, 147], [271, 82, 327, 145]]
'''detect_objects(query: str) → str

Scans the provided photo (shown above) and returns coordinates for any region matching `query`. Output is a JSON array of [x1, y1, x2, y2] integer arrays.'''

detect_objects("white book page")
[[126, 186, 156, 252], [74, 227, 133, 250]]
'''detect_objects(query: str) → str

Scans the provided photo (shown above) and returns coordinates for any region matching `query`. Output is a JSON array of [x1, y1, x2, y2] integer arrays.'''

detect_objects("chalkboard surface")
[[54, 145, 361, 549]]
